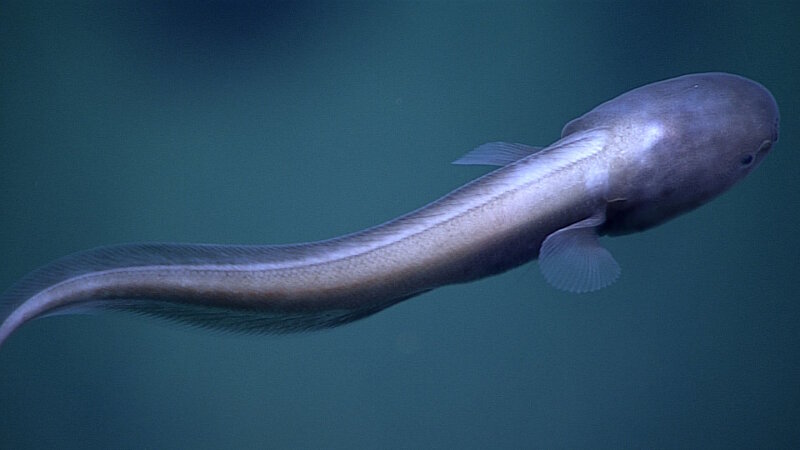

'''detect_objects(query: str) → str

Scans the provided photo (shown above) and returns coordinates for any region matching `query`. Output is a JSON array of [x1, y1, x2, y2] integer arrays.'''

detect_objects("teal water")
[[1, 2, 798, 448]]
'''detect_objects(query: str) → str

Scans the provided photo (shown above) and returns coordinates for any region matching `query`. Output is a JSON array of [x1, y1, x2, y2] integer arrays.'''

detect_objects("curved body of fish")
[[0, 73, 779, 347]]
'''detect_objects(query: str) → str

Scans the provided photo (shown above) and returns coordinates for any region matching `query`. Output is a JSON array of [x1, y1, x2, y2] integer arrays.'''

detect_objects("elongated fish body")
[[0, 73, 779, 347]]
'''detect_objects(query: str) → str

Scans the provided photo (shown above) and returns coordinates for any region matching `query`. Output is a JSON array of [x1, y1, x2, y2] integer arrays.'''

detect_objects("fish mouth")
[[772, 116, 780, 143]]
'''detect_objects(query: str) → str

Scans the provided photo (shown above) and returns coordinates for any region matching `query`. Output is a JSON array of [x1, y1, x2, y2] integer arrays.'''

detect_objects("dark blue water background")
[[1, 2, 798, 448]]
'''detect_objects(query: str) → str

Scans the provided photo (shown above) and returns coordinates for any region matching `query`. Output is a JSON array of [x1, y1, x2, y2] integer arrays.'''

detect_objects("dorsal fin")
[[0, 242, 425, 337], [0, 242, 324, 323]]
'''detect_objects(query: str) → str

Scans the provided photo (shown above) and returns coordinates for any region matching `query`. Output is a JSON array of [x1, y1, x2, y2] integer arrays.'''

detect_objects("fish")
[[0, 72, 780, 347]]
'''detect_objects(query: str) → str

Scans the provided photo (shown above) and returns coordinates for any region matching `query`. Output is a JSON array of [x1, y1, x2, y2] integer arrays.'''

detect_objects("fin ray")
[[538, 212, 620, 293], [453, 142, 543, 166]]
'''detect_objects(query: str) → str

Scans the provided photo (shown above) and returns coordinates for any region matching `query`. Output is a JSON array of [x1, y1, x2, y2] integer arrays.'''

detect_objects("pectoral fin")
[[538, 212, 620, 293], [453, 142, 543, 166]]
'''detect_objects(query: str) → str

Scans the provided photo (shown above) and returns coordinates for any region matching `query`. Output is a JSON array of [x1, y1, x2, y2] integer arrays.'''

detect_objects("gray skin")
[[0, 72, 779, 347]]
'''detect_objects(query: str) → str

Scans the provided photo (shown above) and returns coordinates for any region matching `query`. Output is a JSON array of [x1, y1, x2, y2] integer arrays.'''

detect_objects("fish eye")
[[739, 154, 755, 167]]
